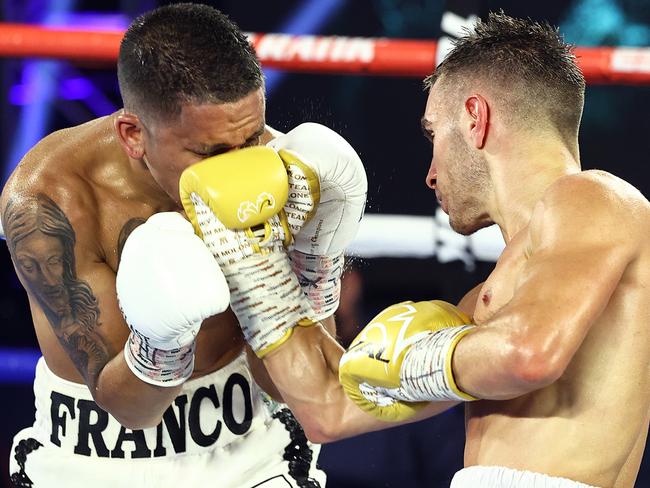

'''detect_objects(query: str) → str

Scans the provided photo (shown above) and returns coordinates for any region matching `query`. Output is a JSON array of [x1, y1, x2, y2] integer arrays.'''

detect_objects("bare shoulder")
[[535, 171, 648, 232], [1, 121, 106, 254], [546, 170, 648, 212], [526, 171, 648, 266]]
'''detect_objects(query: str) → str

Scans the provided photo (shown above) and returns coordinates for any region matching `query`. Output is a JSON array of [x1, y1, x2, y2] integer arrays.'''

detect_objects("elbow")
[[301, 423, 341, 445], [507, 339, 567, 392], [94, 391, 163, 430], [114, 413, 162, 431], [296, 413, 345, 444]]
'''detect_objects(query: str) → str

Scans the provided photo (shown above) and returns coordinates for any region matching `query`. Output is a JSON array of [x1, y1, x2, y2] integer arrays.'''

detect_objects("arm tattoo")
[[2, 194, 112, 389], [117, 217, 145, 265]]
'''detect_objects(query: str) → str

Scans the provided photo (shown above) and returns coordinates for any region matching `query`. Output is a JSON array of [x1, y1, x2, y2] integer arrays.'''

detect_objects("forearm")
[[95, 351, 181, 429], [333, 391, 459, 440], [53, 318, 179, 428], [262, 325, 347, 442], [452, 323, 547, 400], [452, 283, 531, 400], [263, 324, 455, 443]]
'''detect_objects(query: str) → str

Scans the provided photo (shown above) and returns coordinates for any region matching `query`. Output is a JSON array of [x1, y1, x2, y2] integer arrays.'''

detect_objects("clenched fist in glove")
[[269, 123, 367, 321], [180, 147, 316, 357], [339, 300, 477, 421], [116, 212, 230, 387]]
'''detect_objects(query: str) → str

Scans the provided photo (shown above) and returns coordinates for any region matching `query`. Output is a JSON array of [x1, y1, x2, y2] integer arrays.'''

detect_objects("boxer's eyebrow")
[[192, 142, 230, 155], [421, 117, 433, 142], [192, 124, 266, 155], [241, 124, 266, 147]]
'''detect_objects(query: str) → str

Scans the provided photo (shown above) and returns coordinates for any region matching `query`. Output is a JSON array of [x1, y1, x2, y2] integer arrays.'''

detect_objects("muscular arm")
[[453, 176, 637, 399], [84, 260, 182, 428], [2, 192, 179, 428], [262, 315, 457, 444]]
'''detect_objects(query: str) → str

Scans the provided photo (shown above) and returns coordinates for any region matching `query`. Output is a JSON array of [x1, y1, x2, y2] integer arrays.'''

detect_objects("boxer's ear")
[[115, 111, 146, 159], [465, 95, 489, 150]]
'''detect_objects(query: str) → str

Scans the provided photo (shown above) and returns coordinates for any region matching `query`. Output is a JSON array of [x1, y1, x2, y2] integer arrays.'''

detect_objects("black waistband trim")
[[272, 408, 321, 488], [10, 438, 43, 487]]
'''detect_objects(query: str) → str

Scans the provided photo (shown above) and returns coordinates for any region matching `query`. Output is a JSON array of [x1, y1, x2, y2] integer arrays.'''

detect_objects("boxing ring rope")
[[1, 23, 650, 83], [1, 23, 649, 383]]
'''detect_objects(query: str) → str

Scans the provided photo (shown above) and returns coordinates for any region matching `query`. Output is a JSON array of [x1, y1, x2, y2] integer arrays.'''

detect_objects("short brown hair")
[[426, 12, 585, 135]]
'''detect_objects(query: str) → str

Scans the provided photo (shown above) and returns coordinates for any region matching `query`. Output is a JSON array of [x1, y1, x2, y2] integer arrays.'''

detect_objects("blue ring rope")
[[0, 348, 40, 384]]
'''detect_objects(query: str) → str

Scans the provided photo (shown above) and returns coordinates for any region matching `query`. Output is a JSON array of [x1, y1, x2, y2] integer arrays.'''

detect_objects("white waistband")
[[451, 466, 599, 488], [30, 354, 271, 459]]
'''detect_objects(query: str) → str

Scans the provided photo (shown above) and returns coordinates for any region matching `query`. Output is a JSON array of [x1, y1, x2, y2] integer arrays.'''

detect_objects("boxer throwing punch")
[[340, 12, 650, 488]]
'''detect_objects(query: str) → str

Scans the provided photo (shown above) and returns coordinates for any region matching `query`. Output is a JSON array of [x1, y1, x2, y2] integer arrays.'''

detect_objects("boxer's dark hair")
[[425, 12, 585, 135], [117, 3, 263, 121]]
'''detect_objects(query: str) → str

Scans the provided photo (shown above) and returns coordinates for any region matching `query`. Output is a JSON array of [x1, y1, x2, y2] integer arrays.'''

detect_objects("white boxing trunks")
[[9, 354, 325, 488], [451, 466, 599, 488]]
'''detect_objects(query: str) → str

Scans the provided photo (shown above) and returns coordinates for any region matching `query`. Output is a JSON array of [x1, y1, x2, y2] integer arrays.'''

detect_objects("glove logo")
[[237, 192, 276, 224], [346, 303, 432, 367]]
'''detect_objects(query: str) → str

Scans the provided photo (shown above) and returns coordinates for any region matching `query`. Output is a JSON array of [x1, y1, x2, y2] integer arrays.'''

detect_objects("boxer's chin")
[[452, 216, 492, 236], [449, 212, 478, 236], [448, 217, 468, 235]]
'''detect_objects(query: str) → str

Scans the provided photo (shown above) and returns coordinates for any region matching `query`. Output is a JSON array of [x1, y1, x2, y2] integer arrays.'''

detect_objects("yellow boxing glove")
[[180, 146, 291, 250], [339, 300, 476, 422], [179, 147, 316, 357]]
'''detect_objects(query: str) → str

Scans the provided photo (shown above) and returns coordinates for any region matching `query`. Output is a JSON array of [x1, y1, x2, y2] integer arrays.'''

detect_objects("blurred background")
[[1, 0, 649, 487]]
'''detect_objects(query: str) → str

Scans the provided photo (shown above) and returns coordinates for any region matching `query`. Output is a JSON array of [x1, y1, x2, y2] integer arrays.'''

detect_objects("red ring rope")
[[0, 23, 649, 84]]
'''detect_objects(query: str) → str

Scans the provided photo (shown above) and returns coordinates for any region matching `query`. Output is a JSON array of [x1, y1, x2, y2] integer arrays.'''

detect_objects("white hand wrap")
[[189, 194, 315, 356], [225, 252, 314, 353], [116, 212, 230, 387], [124, 330, 196, 387], [398, 325, 477, 402], [289, 250, 344, 321], [268, 123, 367, 319]]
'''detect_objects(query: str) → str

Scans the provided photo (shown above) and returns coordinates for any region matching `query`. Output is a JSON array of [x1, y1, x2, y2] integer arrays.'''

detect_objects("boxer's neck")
[[488, 136, 580, 242]]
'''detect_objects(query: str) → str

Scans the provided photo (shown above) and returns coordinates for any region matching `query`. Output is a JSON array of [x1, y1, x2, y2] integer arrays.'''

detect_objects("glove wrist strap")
[[225, 251, 316, 357], [185, 193, 315, 357], [124, 330, 196, 387], [290, 250, 343, 321], [399, 325, 478, 402]]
